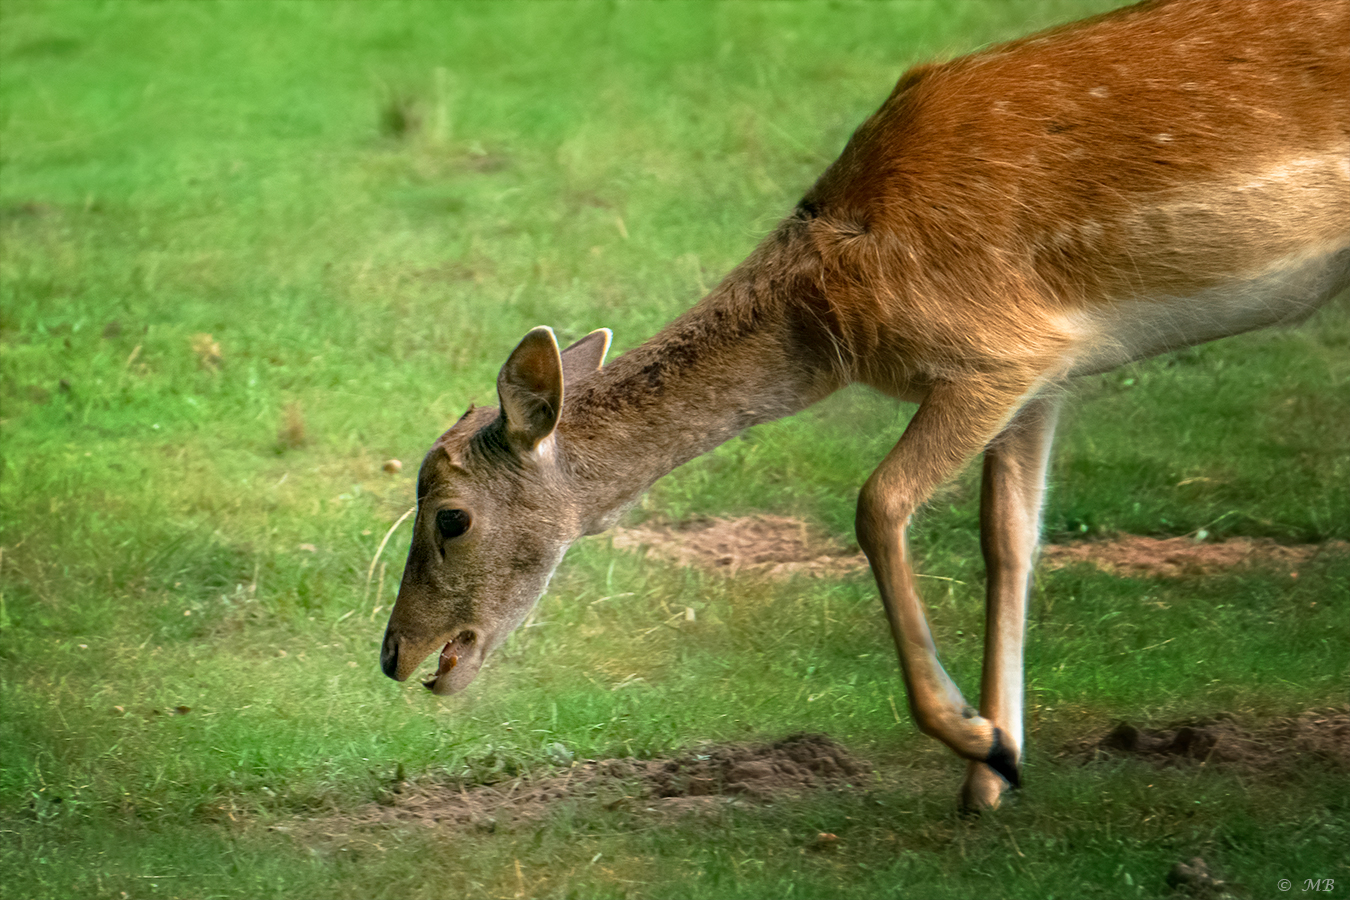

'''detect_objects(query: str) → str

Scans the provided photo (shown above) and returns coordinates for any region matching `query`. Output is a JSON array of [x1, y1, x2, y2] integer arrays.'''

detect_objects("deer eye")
[[436, 508, 472, 541]]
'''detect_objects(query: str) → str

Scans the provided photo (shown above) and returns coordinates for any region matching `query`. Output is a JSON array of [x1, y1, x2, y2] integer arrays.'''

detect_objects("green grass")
[[2, 1, 1348, 897]]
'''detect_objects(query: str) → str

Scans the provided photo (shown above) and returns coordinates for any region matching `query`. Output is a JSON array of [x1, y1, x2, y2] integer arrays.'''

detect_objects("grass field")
[[2, 1, 1348, 898]]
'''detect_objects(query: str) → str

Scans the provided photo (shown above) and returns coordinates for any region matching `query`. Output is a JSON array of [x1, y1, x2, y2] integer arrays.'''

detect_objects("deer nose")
[[380, 631, 402, 680]]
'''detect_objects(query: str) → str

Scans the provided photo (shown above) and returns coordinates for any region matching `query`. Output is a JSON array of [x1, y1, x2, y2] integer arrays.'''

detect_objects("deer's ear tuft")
[[497, 326, 563, 451]]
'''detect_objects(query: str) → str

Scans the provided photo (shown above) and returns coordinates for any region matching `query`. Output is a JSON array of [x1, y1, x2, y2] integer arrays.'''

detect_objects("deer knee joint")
[[855, 480, 913, 555]]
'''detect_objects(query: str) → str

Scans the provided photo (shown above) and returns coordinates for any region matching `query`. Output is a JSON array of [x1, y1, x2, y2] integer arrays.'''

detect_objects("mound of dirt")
[[1167, 857, 1233, 899], [1071, 708, 1350, 773], [294, 733, 871, 841], [649, 732, 870, 799], [611, 516, 869, 580], [1041, 535, 1348, 579]]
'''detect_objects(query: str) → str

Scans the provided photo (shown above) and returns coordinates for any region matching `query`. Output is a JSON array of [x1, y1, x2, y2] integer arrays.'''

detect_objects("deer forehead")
[[436, 405, 501, 455], [419, 407, 505, 487], [419, 409, 571, 516]]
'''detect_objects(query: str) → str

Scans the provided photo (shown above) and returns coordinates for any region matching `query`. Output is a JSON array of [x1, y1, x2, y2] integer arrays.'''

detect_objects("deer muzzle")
[[380, 626, 485, 695]]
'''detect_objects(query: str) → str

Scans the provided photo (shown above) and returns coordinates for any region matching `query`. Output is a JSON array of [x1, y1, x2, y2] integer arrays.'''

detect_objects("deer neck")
[[558, 255, 843, 532]]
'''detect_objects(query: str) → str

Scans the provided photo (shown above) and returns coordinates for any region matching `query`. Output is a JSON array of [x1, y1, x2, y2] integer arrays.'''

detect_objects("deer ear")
[[497, 326, 563, 451], [559, 328, 611, 386]]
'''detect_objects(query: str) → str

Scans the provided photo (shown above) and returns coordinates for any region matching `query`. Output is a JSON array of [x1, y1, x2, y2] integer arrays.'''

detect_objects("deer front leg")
[[856, 380, 1041, 793], [961, 394, 1061, 811]]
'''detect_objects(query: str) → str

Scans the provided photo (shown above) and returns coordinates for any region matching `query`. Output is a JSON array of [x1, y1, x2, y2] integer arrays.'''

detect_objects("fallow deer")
[[381, 0, 1350, 810]]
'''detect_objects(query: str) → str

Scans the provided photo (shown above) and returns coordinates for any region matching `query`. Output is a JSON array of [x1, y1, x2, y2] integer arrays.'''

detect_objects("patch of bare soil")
[[612, 515, 1347, 581], [274, 716, 1348, 848], [1041, 535, 1349, 579], [281, 734, 870, 843], [648, 732, 870, 800], [1068, 708, 1350, 774], [611, 516, 869, 579]]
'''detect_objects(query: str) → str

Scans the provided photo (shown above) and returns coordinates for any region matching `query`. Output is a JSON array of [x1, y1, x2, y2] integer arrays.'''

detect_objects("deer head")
[[380, 326, 611, 694]]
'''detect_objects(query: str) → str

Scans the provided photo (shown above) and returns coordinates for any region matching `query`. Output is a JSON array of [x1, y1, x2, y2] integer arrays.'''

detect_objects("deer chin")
[[422, 634, 486, 695]]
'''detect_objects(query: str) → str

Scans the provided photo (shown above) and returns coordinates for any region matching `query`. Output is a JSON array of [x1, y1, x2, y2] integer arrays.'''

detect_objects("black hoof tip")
[[985, 728, 1021, 789]]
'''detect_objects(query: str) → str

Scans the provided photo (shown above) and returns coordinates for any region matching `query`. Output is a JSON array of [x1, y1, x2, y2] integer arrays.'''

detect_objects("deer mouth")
[[421, 630, 483, 695]]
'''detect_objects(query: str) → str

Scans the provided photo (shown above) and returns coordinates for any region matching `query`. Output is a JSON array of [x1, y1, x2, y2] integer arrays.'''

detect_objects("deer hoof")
[[984, 727, 1021, 788]]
